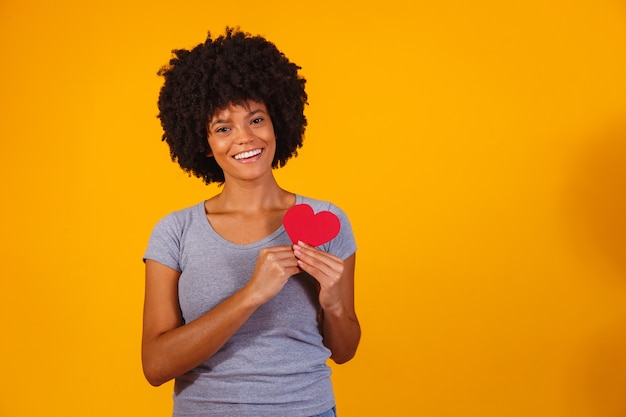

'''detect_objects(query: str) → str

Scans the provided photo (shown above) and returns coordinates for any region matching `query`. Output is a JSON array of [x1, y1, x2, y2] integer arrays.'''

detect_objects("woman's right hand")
[[245, 245, 301, 305]]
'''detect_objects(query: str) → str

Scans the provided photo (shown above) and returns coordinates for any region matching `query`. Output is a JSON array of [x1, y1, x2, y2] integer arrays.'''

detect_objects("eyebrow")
[[209, 108, 267, 127]]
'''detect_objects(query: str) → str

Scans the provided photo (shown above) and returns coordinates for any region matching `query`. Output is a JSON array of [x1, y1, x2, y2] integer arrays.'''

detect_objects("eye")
[[215, 126, 230, 133], [251, 117, 264, 124]]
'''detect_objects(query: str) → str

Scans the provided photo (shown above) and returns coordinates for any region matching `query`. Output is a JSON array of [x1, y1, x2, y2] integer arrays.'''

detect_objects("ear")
[[206, 149, 213, 157]]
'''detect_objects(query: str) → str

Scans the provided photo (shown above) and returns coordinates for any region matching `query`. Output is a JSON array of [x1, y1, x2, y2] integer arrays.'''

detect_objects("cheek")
[[207, 137, 226, 153]]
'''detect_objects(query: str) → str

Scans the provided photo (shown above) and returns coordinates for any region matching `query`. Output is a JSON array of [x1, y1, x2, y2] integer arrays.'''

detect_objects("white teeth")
[[233, 149, 262, 160]]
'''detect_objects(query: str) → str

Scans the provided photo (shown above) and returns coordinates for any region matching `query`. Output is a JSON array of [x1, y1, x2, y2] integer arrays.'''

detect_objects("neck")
[[212, 175, 293, 213]]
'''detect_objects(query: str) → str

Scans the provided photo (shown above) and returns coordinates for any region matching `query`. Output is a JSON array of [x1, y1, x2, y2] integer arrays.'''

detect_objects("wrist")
[[236, 284, 266, 311], [321, 301, 346, 318]]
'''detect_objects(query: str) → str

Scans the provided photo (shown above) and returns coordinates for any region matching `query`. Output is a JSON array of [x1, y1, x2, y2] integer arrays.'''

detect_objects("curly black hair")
[[156, 27, 308, 184]]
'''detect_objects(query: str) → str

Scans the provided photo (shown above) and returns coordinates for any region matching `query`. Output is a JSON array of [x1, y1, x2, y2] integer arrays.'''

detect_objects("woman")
[[142, 28, 360, 417]]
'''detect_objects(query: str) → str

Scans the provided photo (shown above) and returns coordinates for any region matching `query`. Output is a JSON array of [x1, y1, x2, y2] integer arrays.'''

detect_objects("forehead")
[[210, 100, 267, 122]]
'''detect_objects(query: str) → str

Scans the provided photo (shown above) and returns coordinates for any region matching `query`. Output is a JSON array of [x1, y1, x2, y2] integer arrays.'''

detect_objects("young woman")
[[142, 28, 360, 417]]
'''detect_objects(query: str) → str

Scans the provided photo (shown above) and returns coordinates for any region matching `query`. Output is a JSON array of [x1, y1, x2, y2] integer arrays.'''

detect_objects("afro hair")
[[157, 27, 308, 184]]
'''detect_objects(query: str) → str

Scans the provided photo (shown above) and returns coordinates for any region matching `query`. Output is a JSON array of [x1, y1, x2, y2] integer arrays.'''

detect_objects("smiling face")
[[207, 100, 277, 183]]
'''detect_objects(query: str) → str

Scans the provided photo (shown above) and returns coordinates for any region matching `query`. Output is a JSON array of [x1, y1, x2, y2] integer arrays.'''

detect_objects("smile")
[[233, 149, 262, 160]]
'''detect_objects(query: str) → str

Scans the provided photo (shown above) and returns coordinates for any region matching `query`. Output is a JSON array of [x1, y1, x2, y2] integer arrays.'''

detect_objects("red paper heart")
[[283, 204, 340, 246]]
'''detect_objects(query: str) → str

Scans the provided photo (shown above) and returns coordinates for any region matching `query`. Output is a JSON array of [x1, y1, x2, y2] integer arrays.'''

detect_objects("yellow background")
[[2, 0, 626, 416]]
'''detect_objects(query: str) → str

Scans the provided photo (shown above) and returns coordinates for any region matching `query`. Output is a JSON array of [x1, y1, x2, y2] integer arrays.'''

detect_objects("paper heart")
[[283, 204, 340, 246]]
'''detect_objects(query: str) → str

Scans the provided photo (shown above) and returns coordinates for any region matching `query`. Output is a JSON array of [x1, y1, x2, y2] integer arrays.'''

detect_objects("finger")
[[295, 253, 343, 284], [260, 246, 298, 262], [294, 241, 342, 262], [261, 245, 297, 256], [293, 243, 341, 270]]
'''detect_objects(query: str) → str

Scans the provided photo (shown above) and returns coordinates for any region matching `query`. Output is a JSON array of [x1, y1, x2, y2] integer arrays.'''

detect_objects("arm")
[[141, 245, 299, 386], [293, 243, 360, 363]]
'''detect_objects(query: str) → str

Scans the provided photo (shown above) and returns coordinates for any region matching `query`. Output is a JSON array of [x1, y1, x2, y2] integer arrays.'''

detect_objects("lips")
[[233, 149, 262, 160]]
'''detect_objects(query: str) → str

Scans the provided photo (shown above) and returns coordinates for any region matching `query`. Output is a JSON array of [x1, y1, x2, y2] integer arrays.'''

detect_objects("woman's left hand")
[[292, 241, 344, 313]]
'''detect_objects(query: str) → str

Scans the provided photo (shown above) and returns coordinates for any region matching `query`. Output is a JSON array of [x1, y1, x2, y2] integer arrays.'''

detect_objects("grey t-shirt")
[[144, 195, 356, 417]]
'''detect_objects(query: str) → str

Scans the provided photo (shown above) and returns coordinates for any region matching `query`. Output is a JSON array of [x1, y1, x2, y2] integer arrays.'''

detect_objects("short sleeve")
[[143, 214, 183, 272], [322, 203, 357, 260]]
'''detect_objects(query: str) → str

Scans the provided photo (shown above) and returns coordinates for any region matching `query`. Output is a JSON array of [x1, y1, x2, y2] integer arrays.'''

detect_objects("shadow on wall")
[[560, 121, 626, 417], [566, 318, 626, 417], [561, 123, 626, 277]]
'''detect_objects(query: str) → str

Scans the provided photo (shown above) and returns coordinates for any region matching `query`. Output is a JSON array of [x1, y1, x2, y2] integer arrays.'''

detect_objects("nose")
[[235, 127, 255, 145]]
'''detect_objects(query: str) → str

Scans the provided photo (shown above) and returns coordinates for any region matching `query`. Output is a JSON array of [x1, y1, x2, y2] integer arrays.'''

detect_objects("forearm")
[[321, 304, 361, 364], [142, 285, 262, 386]]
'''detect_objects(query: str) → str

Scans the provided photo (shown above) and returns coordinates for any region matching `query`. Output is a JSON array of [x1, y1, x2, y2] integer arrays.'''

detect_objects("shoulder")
[[144, 201, 206, 271], [297, 195, 356, 258], [298, 195, 350, 218], [150, 201, 205, 236]]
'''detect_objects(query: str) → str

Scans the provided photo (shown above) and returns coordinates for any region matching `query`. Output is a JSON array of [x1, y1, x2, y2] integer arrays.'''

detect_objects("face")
[[207, 100, 276, 183]]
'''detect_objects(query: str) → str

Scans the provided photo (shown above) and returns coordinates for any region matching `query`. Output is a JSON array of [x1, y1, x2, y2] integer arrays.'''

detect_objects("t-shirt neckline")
[[197, 194, 302, 250]]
